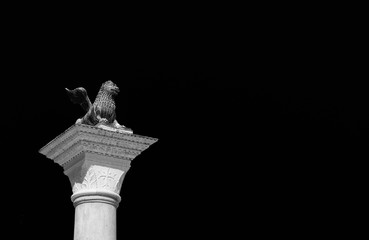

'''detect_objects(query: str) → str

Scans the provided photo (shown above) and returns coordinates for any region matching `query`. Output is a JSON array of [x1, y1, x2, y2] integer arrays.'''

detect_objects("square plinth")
[[39, 124, 158, 172]]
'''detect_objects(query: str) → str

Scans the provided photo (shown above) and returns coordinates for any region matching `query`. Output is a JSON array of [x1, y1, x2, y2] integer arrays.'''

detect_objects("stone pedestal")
[[39, 124, 158, 240]]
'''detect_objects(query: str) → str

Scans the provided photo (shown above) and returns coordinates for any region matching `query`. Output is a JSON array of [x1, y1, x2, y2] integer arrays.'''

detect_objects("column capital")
[[39, 124, 158, 203]]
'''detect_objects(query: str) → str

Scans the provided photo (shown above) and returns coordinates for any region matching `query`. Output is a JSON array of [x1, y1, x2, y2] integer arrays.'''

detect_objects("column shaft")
[[73, 193, 119, 240]]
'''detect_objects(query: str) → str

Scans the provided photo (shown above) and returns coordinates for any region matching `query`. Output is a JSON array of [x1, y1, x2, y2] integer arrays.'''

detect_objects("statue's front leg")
[[75, 118, 83, 124], [97, 115, 108, 124], [113, 120, 125, 129]]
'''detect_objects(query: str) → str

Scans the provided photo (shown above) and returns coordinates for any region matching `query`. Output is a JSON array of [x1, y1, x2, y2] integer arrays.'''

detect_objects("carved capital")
[[69, 165, 124, 194], [39, 124, 158, 204]]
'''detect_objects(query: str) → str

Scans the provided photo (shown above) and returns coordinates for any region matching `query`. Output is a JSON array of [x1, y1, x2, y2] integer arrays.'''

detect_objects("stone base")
[[96, 123, 133, 134]]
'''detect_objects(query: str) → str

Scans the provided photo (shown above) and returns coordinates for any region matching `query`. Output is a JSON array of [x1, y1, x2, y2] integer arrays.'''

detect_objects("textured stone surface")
[[40, 124, 157, 195], [39, 124, 157, 166], [71, 165, 124, 194]]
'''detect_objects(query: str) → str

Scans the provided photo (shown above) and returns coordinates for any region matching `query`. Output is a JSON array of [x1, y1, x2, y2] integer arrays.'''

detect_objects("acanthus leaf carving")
[[72, 165, 124, 194]]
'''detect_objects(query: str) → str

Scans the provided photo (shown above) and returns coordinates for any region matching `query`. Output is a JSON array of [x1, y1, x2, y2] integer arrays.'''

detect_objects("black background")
[[6, 6, 367, 239]]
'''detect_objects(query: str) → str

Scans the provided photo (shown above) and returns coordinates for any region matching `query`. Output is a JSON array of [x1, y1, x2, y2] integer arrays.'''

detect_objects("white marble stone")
[[96, 122, 133, 134], [39, 124, 158, 240], [73, 193, 118, 240]]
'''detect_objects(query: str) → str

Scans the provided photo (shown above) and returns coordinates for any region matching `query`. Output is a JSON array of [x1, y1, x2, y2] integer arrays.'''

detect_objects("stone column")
[[39, 124, 158, 240]]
